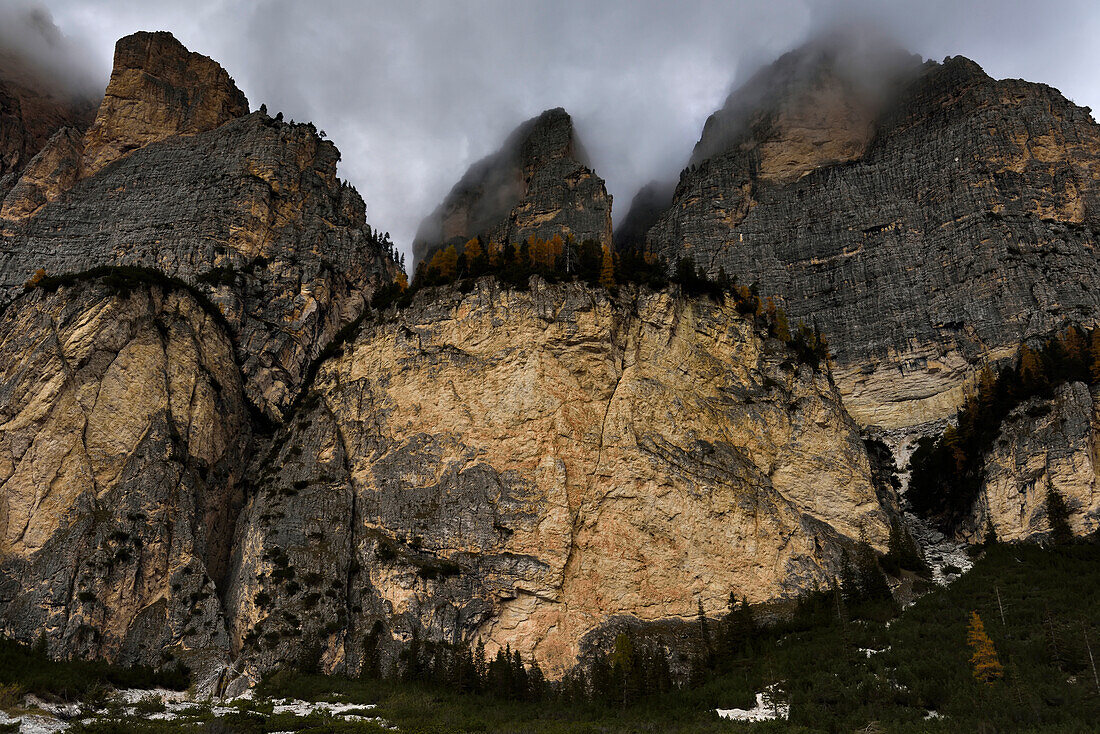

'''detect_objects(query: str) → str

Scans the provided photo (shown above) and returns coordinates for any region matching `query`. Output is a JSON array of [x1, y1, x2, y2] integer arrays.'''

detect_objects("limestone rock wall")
[[972, 381, 1100, 542], [0, 281, 249, 676], [646, 51, 1100, 435], [224, 278, 891, 682], [1, 32, 398, 420], [81, 31, 249, 177]]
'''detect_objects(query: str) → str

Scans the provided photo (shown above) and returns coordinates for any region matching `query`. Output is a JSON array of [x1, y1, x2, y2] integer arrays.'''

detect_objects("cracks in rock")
[[326, 398, 360, 672]]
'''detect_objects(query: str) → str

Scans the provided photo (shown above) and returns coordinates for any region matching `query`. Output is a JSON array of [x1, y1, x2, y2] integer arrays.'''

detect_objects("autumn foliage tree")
[[967, 611, 1004, 683]]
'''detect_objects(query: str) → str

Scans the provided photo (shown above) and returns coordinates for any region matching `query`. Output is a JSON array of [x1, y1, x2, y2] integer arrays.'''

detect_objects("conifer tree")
[[983, 519, 999, 547], [967, 611, 1004, 683], [1019, 344, 1048, 395], [1046, 489, 1074, 545]]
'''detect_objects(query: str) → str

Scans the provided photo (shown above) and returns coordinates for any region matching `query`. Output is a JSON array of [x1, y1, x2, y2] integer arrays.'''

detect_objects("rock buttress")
[[224, 278, 892, 684]]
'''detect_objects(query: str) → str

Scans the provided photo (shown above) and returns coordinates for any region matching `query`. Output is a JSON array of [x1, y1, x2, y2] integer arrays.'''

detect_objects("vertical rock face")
[[972, 382, 1100, 542], [0, 126, 83, 221], [0, 31, 400, 684], [81, 31, 249, 177], [223, 279, 891, 682], [0, 282, 248, 675], [412, 108, 613, 265], [1, 32, 399, 419], [645, 39, 1100, 436]]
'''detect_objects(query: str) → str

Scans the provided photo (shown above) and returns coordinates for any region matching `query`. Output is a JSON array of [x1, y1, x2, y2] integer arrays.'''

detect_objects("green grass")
[[0, 638, 188, 705]]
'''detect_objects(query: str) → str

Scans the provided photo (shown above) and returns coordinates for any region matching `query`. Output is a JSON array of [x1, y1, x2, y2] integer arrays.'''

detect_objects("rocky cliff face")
[[645, 41, 1100, 439], [1, 32, 398, 420], [613, 180, 674, 253], [0, 30, 400, 685], [970, 382, 1100, 542], [222, 278, 891, 683], [81, 31, 249, 178], [0, 280, 246, 679], [412, 108, 612, 265]]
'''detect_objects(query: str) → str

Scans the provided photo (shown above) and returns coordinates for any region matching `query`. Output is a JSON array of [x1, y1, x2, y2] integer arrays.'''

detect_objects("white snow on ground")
[[2, 689, 396, 731], [115, 688, 191, 705], [0, 710, 70, 733], [716, 685, 789, 722], [858, 647, 890, 658]]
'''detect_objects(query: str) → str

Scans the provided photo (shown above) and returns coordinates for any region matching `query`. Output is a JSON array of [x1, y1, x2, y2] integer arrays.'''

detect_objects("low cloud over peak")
[[11, 1, 1100, 264]]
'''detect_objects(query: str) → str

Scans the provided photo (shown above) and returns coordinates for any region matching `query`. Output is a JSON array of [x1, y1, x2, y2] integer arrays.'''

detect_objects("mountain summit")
[[412, 107, 612, 265]]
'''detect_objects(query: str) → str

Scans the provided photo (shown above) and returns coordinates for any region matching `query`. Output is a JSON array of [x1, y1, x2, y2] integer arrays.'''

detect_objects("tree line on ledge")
[[372, 234, 830, 369], [909, 324, 1100, 535]]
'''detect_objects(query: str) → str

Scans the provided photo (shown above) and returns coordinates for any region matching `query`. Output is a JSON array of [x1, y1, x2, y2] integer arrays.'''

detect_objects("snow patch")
[[716, 685, 788, 722]]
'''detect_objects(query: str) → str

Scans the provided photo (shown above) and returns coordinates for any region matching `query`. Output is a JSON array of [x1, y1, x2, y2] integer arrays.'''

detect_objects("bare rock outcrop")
[[644, 38, 1100, 439], [224, 278, 891, 682], [412, 108, 612, 265], [0, 126, 83, 221], [970, 382, 1100, 542], [0, 280, 248, 676], [81, 31, 249, 177], [0, 32, 399, 420]]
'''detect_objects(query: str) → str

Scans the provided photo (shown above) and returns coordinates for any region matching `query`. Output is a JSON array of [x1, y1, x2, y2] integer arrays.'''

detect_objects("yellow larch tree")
[[599, 245, 616, 288], [967, 611, 1004, 683]]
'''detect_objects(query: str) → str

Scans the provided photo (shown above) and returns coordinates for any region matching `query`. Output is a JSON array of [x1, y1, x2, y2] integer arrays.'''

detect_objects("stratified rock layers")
[[1, 111, 396, 420], [225, 279, 890, 680], [647, 55, 1100, 433], [81, 31, 249, 177]]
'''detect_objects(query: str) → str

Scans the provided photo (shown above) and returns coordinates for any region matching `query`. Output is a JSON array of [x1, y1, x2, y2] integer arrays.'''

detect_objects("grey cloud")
[[0, 0, 101, 97], [14, 1, 1100, 264]]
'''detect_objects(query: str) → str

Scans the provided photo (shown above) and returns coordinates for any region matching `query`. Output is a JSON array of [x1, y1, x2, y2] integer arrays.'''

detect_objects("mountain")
[[0, 31, 399, 688], [0, 31, 398, 420], [412, 107, 612, 266], [643, 35, 1100, 448], [1, 25, 1097, 697]]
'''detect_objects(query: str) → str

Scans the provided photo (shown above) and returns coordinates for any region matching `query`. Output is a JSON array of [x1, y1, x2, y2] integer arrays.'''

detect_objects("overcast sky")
[[8, 0, 1100, 263]]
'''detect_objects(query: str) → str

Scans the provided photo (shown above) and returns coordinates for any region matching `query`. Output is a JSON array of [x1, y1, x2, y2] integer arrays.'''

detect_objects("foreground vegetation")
[[252, 543, 1099, 733], [6, 543, 1083, 732]]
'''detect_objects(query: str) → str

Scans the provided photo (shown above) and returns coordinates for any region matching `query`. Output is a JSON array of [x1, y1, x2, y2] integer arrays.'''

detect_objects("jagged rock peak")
[[690, 28, 922, 181], [82, 31, 249, 176], [412, 106, 611, 265], [508, 106, 587, 167]]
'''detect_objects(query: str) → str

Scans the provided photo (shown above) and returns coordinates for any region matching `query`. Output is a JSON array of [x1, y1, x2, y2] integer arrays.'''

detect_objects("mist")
[[8, 1, 1100, 264], [0, 1, 100, 97]]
